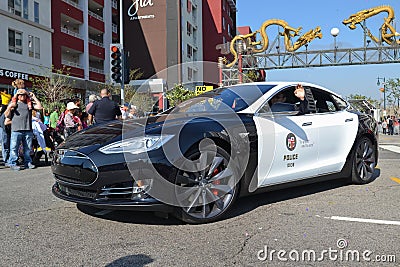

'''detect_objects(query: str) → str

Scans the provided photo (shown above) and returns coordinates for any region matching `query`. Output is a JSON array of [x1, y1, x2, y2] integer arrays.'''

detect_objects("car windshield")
[[172, 84, 276, 113]]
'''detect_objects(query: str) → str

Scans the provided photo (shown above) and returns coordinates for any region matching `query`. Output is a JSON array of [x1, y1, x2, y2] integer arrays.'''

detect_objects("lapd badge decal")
[[286, 133, 297, 151]]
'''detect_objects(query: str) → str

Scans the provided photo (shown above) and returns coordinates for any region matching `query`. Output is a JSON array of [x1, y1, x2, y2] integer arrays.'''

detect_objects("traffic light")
[[110, 44, 123, 84]]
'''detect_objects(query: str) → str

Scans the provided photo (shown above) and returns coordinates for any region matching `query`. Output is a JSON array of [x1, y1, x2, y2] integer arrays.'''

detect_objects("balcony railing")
[[61, 27, 82, 38], [89, 38, 104, 47], [61, 27, 83, 39], [112, 23, 118, 33], [62, 0, 83, 10], [88, 10, 103, 22], [62, 59, 82, 69], [112, 0, 118, 9], [89, 67, 104, 74]]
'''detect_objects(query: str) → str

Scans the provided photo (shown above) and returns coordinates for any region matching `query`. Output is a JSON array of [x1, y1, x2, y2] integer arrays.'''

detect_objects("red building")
[[202, 0, 237, 85], [51, 0, 119, 91]]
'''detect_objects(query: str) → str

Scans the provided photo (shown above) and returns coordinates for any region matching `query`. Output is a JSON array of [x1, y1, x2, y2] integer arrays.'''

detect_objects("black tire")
[[174, 145, 239, 224], [351, 136, 377, 184]]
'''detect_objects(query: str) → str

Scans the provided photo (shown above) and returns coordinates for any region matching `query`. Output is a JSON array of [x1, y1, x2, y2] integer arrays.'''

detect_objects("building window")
[[187, 44, 193, 59], [34, 1, 39, 23], [223, 17, 225, 30], [8, 29, 23, 54], [23, 0, 28, 19], [188, 67, 193, 81], [187, 21, 193, 36], [187, 0, 192, 13], [28, 35, 40, 59], [8, 0, 22, 16]]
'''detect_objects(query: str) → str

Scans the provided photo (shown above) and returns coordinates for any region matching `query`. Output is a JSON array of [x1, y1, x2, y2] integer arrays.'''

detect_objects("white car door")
[[254, 85, 321, 188], [254, 112, 319, 187]]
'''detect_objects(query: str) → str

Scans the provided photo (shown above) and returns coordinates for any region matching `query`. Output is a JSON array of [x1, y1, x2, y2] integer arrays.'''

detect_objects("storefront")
[[0, 68, 33, 94]]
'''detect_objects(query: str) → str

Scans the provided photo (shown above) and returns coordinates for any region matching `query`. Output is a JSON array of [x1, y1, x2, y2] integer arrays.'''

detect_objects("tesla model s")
[[52, 82, 378, 223]]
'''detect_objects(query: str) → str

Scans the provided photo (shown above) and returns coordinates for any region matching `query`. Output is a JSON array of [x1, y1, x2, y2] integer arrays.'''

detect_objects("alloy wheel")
[[175, 148, 237, 221]]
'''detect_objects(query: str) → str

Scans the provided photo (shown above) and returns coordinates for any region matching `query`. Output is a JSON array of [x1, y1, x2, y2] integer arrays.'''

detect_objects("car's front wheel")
[[351, 136, 377, 184], [174, 145, 239, 224]]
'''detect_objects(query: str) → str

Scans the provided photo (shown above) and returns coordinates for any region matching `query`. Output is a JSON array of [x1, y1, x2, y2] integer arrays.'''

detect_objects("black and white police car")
[[52, 82, 378, 223]]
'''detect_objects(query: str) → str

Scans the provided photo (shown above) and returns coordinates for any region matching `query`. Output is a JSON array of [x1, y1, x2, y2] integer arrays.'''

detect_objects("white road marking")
[[330, 216, 400, 226], [379, 145, 400, 154]]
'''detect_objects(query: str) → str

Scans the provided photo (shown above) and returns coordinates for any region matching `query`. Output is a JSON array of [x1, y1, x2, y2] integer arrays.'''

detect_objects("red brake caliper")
[[211, 168, 220, 196]]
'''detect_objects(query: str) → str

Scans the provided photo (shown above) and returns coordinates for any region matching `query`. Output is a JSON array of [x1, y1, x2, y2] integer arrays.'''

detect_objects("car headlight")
[[99, 135, 174, 154]]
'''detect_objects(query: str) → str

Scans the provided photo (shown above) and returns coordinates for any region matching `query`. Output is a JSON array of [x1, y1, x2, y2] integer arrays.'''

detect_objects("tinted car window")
[[173, 84, 275, 113], [259, 86, 300, 114], [311, 88, 340, 113], [331, 94, 348, 111]]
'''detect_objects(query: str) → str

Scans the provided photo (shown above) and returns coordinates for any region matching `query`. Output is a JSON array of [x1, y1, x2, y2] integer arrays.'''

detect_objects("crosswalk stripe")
[[379, 145, 400, 154]]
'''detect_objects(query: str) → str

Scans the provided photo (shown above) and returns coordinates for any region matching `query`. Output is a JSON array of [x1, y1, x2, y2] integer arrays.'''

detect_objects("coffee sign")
[[0, 68, 29, 80], [128, 0, 155, 20]]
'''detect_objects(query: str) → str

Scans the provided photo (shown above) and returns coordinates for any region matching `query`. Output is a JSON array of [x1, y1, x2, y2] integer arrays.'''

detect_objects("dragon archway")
[[225, 5, 400, 69], [226, 19, 322, 68], [343, 5, 400, 45]]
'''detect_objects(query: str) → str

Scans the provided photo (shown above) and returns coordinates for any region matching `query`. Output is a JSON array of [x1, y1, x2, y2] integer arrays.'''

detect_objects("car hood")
[[57, 113, 250, 154]]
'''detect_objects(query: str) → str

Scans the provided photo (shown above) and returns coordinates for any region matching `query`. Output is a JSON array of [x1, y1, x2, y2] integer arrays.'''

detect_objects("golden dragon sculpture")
[[343, 5, 400, 45], [226, 19, 322, 68]]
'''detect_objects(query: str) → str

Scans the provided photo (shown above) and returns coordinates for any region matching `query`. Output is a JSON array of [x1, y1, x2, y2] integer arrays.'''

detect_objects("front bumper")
[[52, 182, 173, 212], [51, 148, 177, 213]]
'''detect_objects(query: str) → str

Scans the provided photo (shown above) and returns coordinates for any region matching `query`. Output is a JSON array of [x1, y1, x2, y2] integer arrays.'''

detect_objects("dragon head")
[[313, 26, 323, 39], [343, 8, 374, 29]]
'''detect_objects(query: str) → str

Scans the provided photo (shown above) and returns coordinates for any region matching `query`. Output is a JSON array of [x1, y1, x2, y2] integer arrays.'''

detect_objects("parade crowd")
[[0, 81, 139, 171], [378, 116, 400, 135]]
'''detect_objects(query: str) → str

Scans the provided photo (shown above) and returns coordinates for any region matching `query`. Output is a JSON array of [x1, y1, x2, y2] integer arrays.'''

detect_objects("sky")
[[235, 0, 400, 100]]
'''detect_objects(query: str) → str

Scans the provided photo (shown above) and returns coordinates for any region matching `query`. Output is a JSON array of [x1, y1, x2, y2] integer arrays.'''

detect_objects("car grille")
[[52, 149, 98, 185], [57, 183, 98, 200]]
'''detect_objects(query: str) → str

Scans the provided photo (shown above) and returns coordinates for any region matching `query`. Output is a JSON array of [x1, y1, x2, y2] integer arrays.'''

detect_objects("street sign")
[[195, 86, 214, 96]]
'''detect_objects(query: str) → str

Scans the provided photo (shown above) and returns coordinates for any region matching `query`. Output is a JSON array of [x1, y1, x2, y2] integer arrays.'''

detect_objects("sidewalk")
[[379, 133, 400, 145]]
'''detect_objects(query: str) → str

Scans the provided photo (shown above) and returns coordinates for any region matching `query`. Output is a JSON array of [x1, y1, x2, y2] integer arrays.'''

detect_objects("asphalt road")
[[0, 135, 399, 266]]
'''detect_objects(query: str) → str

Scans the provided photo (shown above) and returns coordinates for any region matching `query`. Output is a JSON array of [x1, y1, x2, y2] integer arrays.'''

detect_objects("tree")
[[243, 70, 265, 82], [347, 94, 380, 109], [166, 84, 196, 107], [30, 65, 75, 111], [385, 78, 400, 114], [129, 68, 144, 81], [129, 91, 154, 116]]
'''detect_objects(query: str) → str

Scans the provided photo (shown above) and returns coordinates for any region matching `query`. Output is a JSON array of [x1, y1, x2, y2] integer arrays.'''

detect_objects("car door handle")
[[302, 122, 312, 126], [345, 118, 353, 122]]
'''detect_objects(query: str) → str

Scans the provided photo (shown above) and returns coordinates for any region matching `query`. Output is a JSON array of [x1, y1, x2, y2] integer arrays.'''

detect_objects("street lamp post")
[[276, 46, 280, 66], [330, 28, 339, 63], [377, 77, 386, 111], [305, 43, 308, 65]]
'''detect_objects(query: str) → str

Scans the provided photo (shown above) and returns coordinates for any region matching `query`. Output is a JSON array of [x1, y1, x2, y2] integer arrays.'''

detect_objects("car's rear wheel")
[[351, 136, 376, 184], [174, 145, 239, 224]]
